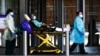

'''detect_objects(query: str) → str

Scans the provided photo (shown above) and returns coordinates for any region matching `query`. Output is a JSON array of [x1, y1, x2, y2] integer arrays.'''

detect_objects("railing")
[[23, 31, 27, 56]]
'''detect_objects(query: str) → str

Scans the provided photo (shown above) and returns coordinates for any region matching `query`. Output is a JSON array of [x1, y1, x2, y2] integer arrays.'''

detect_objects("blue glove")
[[12, 32, 16, 35], [80, 32, 84, 35]]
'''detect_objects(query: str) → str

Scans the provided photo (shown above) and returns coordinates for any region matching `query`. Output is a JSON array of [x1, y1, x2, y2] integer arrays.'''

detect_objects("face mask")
[[33, 16, 36, 19], [9, 12, 14, 16], [79, 15, 83, 17]]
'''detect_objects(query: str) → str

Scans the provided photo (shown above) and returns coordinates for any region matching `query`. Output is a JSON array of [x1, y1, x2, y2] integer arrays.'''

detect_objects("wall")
[[46, 0, 77, 25]]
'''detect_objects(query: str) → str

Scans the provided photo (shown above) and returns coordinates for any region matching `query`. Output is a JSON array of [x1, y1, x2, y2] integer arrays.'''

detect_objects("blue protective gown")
[[21, 20, 32, 34], [31, 19, 42, 27], [70, 16, 85, 44]]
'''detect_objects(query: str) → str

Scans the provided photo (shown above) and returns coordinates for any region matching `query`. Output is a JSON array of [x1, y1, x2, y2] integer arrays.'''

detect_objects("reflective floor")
[[0, 32, 100, 56], [28, 54, 100, 56]]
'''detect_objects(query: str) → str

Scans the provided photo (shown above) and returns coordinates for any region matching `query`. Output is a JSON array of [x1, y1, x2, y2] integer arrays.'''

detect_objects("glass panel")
[[85, 0, 100, 46], [46, 0, 54, 24], [64, 0, 77, 25], [64, 0, 77, 45], [85, 0, 100, 54], [0, 0, 1, 13], [85, 0, 89, 46]]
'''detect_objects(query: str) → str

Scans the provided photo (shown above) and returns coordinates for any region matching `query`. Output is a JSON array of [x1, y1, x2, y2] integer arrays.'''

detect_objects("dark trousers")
[[31, 35, 39, 48], [6, 39, 15, 55], [70, 43, 86, 53]]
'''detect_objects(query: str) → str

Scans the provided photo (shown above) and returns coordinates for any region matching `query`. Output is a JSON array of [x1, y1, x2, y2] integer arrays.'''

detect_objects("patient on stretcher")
[[24, 14, 56, 32]]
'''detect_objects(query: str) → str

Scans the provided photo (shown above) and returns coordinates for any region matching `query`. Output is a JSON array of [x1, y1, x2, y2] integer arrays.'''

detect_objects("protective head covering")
[[24, 14, 31, 21], [21, 20, 32, 34]]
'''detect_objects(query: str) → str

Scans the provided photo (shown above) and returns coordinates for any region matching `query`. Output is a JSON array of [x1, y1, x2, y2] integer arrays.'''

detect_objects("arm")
[[32, 19, 42, 27], [76, 17, 85, 35], [6, 15, 15, 33]]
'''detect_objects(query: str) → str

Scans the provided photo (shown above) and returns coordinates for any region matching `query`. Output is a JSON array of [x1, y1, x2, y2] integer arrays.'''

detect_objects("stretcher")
[[30, 31, 65, 54], [20, 14, 65, 54]]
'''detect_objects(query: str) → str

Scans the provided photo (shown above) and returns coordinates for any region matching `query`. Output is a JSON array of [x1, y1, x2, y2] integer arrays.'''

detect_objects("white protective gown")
[[3, 14, 16, 41]]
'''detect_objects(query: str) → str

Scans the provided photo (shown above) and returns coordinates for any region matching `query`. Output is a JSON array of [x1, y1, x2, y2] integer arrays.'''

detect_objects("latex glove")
[[81, 32, 84, 35], [12, 32, 16, 35]]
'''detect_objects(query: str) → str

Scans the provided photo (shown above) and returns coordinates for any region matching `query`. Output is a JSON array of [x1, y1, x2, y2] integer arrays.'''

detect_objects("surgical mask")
[[33, 16, 36, 19], [9, 12, 14, 16], [79, 14, 83, 17]]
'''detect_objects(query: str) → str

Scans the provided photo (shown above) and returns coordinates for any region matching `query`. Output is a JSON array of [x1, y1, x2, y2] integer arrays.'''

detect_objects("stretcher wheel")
[[30, 49, 35, 54], [55, 49, 61, 54]]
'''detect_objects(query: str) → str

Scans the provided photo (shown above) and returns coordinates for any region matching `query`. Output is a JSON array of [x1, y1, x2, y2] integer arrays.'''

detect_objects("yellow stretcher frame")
[[30, 31, 65, 54]]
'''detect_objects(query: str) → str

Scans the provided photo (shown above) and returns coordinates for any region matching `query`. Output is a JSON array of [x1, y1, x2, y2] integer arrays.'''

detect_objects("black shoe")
[[6, 53, 16, 55], [80, 52, 88, 54], [70, 52, 72, 54]]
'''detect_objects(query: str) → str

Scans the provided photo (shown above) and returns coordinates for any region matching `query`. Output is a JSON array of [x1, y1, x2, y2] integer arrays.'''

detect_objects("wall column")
[[1, 0, 6, 14]]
